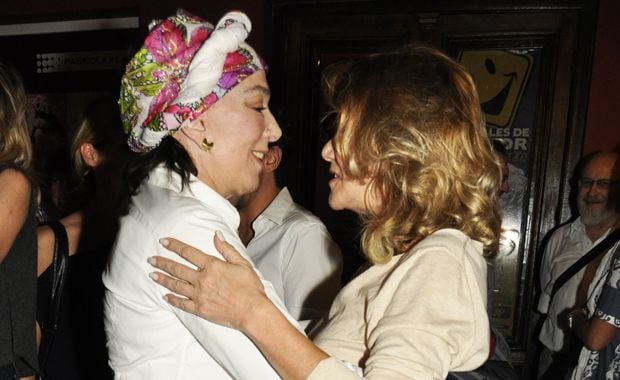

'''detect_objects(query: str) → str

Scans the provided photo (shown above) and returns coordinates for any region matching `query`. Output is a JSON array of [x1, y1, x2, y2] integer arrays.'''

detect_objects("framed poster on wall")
[[457, 47, 542, 338]]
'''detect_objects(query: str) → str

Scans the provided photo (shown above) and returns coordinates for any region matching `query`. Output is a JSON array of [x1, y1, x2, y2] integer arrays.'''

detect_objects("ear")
[[80, 143, 103, 169], [264, 146, 282, 173], [180, 117, 210, 149]]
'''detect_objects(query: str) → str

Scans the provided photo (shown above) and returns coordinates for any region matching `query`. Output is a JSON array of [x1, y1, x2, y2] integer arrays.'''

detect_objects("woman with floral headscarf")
[[102, 10, 296, 379]]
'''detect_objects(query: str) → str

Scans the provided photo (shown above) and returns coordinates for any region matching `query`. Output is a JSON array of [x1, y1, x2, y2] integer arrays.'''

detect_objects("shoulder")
[[548, 220, 578, 242], [284, 206, 326, 230], [0, 167, 30, 192], [398, 229, 486, 279], [0, 167, 31, 208], [542, 220, 579, 256], [134, 179, 232, 229], [412, 229, 482, 259], [271, 192, 325, 227]]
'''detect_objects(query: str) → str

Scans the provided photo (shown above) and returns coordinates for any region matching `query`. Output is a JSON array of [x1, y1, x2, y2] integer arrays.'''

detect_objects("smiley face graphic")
[[459, 50, 532, 128]]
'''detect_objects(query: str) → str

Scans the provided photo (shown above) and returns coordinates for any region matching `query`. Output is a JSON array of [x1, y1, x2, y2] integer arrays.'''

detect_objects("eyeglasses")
[[578, 178, 618, 190]]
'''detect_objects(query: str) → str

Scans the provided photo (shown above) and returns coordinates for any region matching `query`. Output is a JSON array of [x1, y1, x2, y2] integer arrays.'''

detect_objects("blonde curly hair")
[[323, 45, 502, 264], [0, 59, 32, 170]]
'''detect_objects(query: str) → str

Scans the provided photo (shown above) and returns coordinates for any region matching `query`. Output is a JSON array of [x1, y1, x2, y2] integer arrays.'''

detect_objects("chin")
[[327, 198, 344, 211]]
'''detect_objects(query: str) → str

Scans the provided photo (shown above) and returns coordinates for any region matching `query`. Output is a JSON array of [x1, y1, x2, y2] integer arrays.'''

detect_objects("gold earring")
[[200, 138, 214, 152]]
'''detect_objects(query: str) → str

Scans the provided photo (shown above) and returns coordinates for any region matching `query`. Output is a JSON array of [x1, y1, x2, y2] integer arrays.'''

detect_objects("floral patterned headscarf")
[[119, 9, 265, 152]]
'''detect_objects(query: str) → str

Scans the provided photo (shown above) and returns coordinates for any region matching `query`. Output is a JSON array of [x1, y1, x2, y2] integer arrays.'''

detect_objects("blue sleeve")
[[595, 245, 620, 327]]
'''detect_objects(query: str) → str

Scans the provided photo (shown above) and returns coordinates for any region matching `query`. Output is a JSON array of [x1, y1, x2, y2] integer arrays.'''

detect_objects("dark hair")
[[577, 150, 605, 178], [72, 96, 128, 175], [125, 136, 196, 199]]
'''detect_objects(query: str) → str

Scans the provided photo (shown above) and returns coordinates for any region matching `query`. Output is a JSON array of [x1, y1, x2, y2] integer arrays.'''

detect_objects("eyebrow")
[[244, 85, 271, 96]]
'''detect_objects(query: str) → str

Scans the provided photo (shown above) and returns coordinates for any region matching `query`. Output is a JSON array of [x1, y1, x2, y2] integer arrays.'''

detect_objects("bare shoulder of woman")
[[0, 166, 30, 192], [37, 224, 55, 276], [61, 211, 83, 256], [0, 167, 31, 262], [37, 211, 83, 275]]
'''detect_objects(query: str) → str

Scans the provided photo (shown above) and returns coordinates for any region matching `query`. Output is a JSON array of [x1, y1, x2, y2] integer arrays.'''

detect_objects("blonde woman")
[[149, 45, 503, 379], [36, 96, 129, 379], [0, 59, 38, 380]]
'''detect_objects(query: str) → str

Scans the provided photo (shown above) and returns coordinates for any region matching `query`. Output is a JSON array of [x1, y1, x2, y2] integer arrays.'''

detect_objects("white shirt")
[[537, 218, 612, 351], [103, 166, 300, 379], [247, 187, 342, 329]]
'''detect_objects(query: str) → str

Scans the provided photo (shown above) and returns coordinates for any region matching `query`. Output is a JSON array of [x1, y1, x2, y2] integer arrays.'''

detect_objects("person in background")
[[102, 10, 298, 379], [36, 95, 129, 379], [537, 151, 620, 379], [492, 139, 510, 195], [486, 139, 514, 363], [30, 109, 74, 221], [237, 141, 342, 332], [149, 45, 503, 379], [0, 59, 38, 380], [565, 151, 619, 379]]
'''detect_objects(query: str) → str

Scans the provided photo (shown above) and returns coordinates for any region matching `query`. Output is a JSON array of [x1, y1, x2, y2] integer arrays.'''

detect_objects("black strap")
[[550, 228, 620, 301], [38, 220, 70, 375]]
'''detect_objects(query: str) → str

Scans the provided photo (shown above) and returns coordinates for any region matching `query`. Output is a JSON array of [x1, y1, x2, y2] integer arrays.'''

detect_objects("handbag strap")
[[550, 228, 620, 301], [38, 220, 70, 372]]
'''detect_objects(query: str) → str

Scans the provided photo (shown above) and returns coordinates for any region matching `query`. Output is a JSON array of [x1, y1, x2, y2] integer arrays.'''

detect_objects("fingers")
[[148, 255, 199, 284], [159, 237, 215, 268], [163, 293, 197, 315], [213, 231, 250, 266], [149, 271, 194, 299]]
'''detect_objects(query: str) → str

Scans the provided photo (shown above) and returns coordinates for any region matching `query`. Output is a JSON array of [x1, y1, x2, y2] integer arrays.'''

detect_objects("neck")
[[238, 174, 280, 246], [585, 214, 620, 242]]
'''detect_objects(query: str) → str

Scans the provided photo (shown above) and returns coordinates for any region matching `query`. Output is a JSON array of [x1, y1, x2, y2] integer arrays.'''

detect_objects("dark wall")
[[0, 0, 267, 55], [1, 0, 616, 153], [584, 0, 620, 154]]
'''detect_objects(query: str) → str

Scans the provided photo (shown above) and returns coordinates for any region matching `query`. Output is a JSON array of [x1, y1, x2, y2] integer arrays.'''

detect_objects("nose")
[[265, 109, 282, 143], [321, 139, 334, 162]]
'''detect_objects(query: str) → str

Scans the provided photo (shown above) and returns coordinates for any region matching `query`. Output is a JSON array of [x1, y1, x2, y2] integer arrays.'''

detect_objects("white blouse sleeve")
[[156, 210, 301, 379]]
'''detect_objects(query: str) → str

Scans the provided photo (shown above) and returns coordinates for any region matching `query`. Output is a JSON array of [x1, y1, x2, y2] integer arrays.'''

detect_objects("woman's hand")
[[149, 231, 268, 331]]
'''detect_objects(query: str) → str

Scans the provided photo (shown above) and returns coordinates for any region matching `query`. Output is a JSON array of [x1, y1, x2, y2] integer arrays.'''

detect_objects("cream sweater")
[[310, 229, 490, 379]]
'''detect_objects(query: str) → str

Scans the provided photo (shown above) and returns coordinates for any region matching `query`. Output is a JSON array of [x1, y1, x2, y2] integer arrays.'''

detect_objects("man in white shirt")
[[237, 143, 343, 332], [537, 151, 619, 379]]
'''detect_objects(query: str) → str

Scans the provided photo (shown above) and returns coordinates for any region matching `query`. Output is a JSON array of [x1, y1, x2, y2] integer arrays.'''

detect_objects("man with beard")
[[237, 143, 342, 333], [537, 151, 619, 379]]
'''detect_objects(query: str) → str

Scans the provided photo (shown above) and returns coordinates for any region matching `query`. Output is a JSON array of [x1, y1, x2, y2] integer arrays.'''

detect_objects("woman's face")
[[321, 138, 378, 215], [196, 70, 281, 201]]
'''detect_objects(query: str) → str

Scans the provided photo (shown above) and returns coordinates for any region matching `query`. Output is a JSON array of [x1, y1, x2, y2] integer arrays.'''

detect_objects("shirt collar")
[[572, 216, 616, 244], [147, 164, 240, 229], [257, 187, 294, 226]]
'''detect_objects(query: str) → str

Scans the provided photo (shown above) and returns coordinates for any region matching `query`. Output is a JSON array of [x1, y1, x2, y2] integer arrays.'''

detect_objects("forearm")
[[243, 297, 329, 380], [569, 308, 618, 351], [570, 308, 590, 344]]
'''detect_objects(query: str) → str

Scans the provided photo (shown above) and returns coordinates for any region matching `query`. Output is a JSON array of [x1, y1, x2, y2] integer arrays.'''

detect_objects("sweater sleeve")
[[309, 233, 489, 380], [308, 357, 365, 380], [363, 244, 489, 379]]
